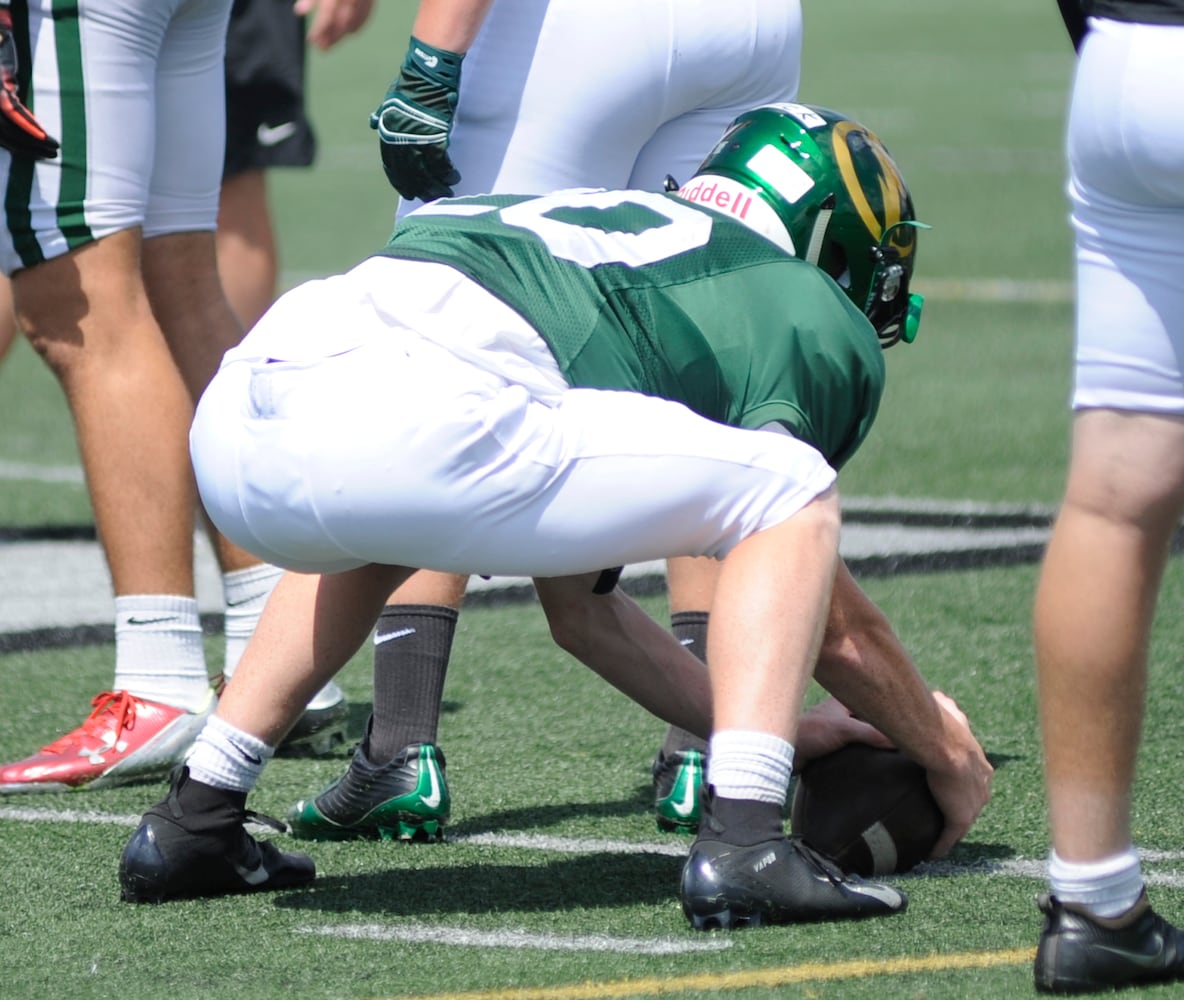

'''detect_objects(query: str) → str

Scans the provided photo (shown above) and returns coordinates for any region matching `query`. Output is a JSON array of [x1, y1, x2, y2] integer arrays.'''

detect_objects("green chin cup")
[[903, 292, 923, 344]]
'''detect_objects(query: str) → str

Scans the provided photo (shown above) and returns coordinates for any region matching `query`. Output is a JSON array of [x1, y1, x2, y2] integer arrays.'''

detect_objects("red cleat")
[[0, 689, 214, 792]]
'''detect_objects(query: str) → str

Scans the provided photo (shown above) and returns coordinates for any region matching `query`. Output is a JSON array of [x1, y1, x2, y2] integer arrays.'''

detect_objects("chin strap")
[[803, 194, 836, 267]]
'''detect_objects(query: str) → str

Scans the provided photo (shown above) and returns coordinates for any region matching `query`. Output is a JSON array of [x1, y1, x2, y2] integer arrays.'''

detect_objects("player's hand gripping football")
[[794, 696, 894, 768], [922, 691, 993, 858], [0, 7, 58, 160], [370, 37, 462, 201]]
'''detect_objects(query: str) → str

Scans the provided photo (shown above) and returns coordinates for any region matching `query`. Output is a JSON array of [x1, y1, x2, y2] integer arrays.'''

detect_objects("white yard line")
[[297, 922, 732, 954]]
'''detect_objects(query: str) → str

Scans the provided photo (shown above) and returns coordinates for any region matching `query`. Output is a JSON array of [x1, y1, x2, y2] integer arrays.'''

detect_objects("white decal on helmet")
[[762, 102, 828, 129], [747, 145, 815, 205], [676, 174, 794, 255]]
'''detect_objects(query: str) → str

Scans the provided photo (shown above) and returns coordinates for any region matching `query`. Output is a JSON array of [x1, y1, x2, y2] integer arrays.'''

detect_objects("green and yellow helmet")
[[678, 103, 925, 347]]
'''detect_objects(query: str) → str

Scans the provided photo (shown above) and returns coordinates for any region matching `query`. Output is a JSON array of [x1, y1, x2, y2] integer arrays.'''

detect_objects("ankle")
[[699, 787, 783, 846]]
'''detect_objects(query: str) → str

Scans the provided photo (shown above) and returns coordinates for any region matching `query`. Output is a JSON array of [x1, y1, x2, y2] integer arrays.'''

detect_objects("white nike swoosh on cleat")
[[233, 859, 270, 886], [848, 882, 905, 907], [420, 759, 442, 809], [670, 772, 699, 818], [375, 627, 417, 645]]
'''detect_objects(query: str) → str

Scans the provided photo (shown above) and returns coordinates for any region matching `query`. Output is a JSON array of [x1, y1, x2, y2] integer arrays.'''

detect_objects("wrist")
[[403, 35, 463, 91]]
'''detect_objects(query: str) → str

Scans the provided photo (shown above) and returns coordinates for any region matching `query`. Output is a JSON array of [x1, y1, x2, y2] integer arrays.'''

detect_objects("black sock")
[[661, 611, 709, 756], [161, 767, 247, 830], [369, 604, 459, 763], [700, 788, 784, 846]]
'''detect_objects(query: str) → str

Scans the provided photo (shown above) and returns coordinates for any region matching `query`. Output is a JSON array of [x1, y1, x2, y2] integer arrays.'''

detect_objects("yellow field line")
[[383, 946, 1036, 1000]]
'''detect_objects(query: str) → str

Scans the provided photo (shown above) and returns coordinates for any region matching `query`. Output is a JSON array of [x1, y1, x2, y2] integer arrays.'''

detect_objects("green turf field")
[[8, 2, 1182, 999]]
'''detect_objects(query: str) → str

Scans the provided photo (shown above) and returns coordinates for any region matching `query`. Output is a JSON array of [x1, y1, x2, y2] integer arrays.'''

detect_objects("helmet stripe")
[[831, 121, 906, 248]]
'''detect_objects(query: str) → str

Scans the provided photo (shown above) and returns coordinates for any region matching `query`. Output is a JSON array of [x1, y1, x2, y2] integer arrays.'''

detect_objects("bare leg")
[[665, 555, 720, 614], [141, 229, 259, 574], [1036, 409, 1184, 862], [218, 564, 414, 745], [216, 169, 278, 332], [15, 230, 199, 595], [707, 490, 840, 740], [658, 555, 718, 754], [535, 572, 712, 736], [0, 274, 17, 368], [0, 229, 214, 790], [387, 568, 469, 609]]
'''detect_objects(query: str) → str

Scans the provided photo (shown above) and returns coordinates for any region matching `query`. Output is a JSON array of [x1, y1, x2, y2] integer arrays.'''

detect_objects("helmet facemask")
[[862, 222, 928, 348]]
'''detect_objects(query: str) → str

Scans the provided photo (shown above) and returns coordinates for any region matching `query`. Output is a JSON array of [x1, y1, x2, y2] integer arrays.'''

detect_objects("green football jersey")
[[378, 189, 885, 469]]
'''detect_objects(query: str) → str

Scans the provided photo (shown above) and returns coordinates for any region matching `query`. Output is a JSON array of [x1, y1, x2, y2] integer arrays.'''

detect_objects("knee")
[[538, 577, 611, 659], [544, 599, 594, 658]]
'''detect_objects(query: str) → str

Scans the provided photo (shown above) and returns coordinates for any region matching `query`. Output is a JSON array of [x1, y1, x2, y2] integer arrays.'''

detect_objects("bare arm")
[[533, 573, 713, 738], [408, 0, 498, 52], [813, 560, 994, 857]]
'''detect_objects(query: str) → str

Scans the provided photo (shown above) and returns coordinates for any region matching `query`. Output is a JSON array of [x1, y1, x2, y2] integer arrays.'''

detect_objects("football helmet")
[[682, 103, 925, 347]]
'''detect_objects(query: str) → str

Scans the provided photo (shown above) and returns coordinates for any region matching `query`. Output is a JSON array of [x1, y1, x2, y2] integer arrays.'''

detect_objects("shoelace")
[[245, 811, 289, 834], [791, 836, 851, 885], [40, 690, 139, 755]]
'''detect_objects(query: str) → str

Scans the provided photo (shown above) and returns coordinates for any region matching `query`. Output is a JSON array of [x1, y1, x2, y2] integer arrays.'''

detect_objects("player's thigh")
[[147, 0, 233, 238], [1068, 21, 1184, 417], [1064, 410, 1184, 536], [326, 384, 836, 578], [0, 0, 176, 273], [192, 329, 539, 575]]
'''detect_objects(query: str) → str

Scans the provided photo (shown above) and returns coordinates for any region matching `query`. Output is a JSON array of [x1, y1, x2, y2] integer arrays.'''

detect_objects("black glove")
[[0, 7, 58, 160], [369, 37, 462, 201]]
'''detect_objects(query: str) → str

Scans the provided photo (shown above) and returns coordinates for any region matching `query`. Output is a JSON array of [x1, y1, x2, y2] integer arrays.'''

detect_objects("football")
[[789, 743, 944, 877]]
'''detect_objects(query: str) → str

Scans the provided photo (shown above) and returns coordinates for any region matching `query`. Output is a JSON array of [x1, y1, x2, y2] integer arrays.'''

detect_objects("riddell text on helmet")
[[678, 176, 756, 221]]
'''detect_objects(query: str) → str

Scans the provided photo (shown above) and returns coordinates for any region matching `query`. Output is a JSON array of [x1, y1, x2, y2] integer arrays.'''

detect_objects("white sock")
[[707, 729, 794, 804], [222, 563, 284, 678], [1049, 847, 1144, 918], [113, 595, 209, 712], [185, 714, 274, 792]]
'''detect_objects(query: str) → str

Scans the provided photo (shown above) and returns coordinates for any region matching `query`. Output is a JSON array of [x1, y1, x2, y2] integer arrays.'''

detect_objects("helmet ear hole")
[[820, 244, 849, 288]]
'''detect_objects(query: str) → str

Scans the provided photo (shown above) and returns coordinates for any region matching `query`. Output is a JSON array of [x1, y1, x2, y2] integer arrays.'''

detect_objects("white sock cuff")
[[114, 594, 201, 630], [112, 595, 208, 710], [185, 714, 275, 792], [223, 562, 284, 606], [222, 564, 284, 678], [707, 729, 794, 805], [1050, 847, 1141, 881], [1049, 847, 1144, 917]]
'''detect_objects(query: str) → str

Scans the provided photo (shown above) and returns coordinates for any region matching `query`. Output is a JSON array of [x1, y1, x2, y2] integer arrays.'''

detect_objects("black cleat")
[[287, 740, 449, 842], [681, 833, 908, 930], [119, 767, 315, 903], [1035, 891, 1184, 993]]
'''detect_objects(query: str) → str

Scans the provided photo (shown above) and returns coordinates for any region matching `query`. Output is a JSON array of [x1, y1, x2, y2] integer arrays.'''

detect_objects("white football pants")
[[191, 258, 836, 578], [1069, 18, 1184, 413]]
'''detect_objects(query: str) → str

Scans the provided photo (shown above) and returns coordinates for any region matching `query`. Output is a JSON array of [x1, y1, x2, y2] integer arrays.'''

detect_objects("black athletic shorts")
[[223, 0, 317, 179]]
